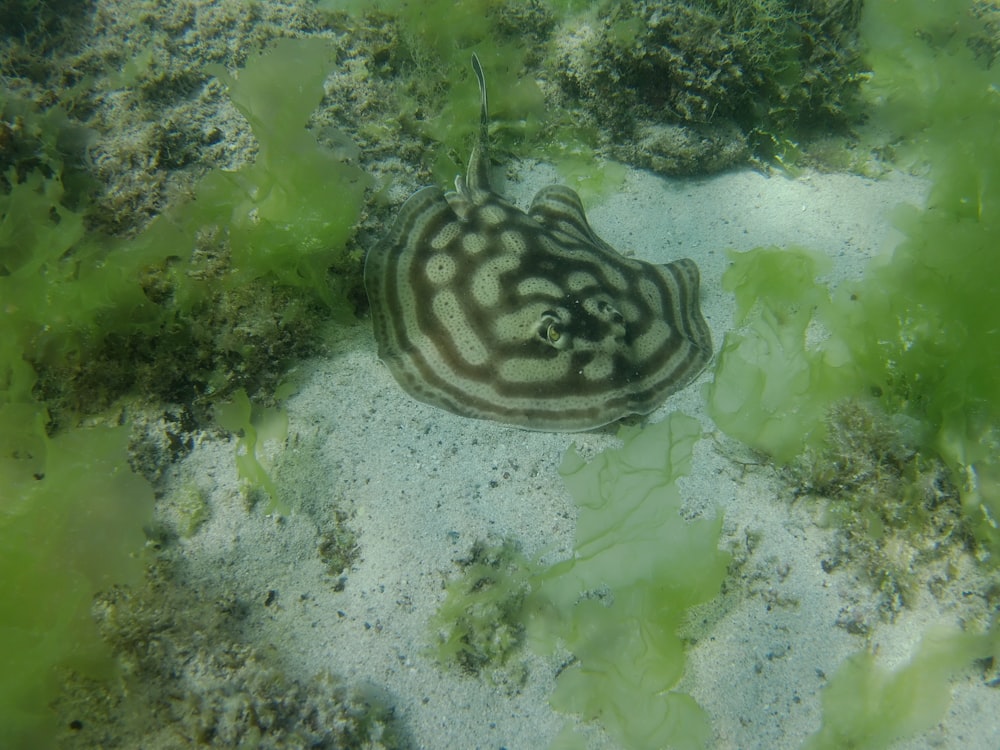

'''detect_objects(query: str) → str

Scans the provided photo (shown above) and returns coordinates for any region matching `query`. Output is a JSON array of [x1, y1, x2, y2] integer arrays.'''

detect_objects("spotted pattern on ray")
[[364, 54, 713, 431]]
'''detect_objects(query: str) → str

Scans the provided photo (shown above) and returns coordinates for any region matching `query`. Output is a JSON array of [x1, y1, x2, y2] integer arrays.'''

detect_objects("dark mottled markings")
[[364, 55, 712, 431]]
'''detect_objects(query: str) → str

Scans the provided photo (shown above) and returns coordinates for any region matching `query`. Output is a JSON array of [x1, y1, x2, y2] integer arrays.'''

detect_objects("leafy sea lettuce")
[[706, 0, 1000, 743], [432, 414, 729, 749], [707, 0, 1000, 557]]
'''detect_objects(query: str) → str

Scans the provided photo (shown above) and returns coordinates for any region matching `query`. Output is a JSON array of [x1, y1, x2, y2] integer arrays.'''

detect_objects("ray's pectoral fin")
[[661, 258, 713, 360]]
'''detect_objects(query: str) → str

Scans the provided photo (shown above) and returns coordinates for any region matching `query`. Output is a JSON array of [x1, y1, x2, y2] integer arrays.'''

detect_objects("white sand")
[[163, 165, 1000, 748]]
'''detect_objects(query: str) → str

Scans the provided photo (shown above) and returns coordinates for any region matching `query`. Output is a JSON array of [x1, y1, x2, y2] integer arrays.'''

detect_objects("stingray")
[[364, 55, 712, 431]]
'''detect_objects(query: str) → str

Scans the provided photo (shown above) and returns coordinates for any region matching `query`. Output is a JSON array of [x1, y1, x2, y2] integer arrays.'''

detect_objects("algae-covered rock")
[[548, 0, 865, 173], [54, 583, 409, 749]]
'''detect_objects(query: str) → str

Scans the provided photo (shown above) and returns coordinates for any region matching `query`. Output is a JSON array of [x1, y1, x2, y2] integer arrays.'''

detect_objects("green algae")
[[0, 422, 153, 748], [706, 0, 1000, 743], [432, 414, 729, 749], [0, 34, 373, 740], [203, 37, 372, 312], [804, 628, 999, 750], [215, 388, 290, 516], [707, 0, 1000, 559]]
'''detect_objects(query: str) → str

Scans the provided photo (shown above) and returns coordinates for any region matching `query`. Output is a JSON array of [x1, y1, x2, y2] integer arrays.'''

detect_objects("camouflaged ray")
[[364, 54, 712, 431]]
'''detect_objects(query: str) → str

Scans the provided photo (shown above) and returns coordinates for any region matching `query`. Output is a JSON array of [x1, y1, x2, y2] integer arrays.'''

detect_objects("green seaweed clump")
[[200, 37, 372, 313], [795, 400, 966, 619], [0, 91, 160, 748], [2, 36, 373, 421], [0, 420, 153, 749], [536, 413, 729, 749], [215, 388, 290, 516], [430, 539, 533, 680], [705, 244, 850, 464], [706, 2, 1000, 739], [432, 414, 729, 749], [0, 35, 372, 745], [707, 0, 1000, 558], [554, 0, 865, 172], [803, 627, 998, 750]]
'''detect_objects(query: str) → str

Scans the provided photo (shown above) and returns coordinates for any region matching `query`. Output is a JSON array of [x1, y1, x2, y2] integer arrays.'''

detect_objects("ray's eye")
[[538, 311, 569, 349]]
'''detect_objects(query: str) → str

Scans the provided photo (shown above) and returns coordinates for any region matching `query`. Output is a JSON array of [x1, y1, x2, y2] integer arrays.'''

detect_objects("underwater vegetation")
[[1, 0, 995, 747], [708, 0, 1000, 560], [214, 387, 290, 515], [0, 38, 369, 424], [706, 0, 1000, 743], [58, 580, 407, 749], [432, 414, 729, 750], [802, 626, 998, 750], [430, 538, 534, 680], [428, 0, 1000, 745], [793, 400, 966, 621], [554, 0, 866, 172], [0, 33, 370, 745], [0, 422, 152, 747], [325, 0, 867, 182]]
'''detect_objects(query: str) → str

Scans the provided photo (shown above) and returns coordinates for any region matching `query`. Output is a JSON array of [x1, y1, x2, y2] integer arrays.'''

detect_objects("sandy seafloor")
[[161, 163, 1000, 749]]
